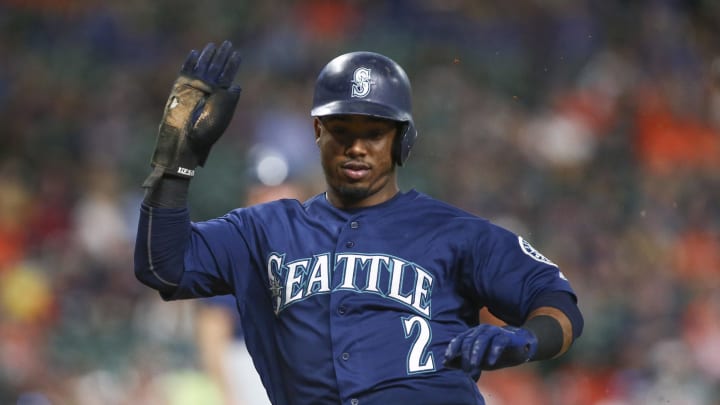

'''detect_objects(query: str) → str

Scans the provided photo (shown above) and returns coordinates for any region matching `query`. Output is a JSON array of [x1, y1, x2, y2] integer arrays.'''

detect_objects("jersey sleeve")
[[134, 202, 256, 301], [468, 222, 576, 326], [167, 209, 256, 300]]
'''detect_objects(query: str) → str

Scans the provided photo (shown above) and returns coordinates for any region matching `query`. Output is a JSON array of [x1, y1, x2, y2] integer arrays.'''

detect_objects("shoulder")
[[221, 197, 309, 224], [385, 191, 503, 241], [400, 190, 486, 222], [302, 192, 327, 209]]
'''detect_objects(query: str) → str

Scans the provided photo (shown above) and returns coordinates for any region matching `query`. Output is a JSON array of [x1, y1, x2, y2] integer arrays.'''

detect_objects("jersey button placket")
[[333, 217, 362, 400], [345, 220, 359, 248], [350, 220, 359, 229]]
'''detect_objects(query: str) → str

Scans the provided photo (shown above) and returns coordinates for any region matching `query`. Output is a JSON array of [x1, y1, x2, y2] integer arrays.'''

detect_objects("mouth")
[[341, 161, 371, 181]]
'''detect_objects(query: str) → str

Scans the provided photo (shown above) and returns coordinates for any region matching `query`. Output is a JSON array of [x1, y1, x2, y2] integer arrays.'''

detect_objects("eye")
[[324, 124, 348, 137], [367, 125, 395, 139]]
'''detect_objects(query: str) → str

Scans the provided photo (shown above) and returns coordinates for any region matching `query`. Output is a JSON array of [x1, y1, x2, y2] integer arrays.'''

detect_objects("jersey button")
[[341, 352, 350, 360], [350, 221, 359, 229], [350, 399, 359, 405], [345, 241, 354, 248], [338, 305, 346, 315]]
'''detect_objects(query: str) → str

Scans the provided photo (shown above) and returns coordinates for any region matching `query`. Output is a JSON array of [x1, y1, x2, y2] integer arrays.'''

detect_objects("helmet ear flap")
[[394, 121, 417, 166]]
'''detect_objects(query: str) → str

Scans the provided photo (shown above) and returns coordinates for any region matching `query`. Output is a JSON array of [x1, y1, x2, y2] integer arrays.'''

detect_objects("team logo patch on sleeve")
[[518, 236, 557, 267]]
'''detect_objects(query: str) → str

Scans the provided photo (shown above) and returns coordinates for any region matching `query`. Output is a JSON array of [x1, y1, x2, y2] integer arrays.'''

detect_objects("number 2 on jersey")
[[402, 315, 435, 373]]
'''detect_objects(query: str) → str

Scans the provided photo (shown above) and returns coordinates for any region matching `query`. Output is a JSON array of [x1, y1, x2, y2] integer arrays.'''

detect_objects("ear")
[[313, 117, 322, 144], [392, 122, 404, 166]]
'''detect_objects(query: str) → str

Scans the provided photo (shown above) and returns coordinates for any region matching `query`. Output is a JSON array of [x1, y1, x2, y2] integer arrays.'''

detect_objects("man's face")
[[314, 114, 399, 208]]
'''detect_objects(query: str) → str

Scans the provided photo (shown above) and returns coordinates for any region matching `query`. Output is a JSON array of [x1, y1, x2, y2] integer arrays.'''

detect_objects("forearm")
[[144, 176, 190, 208], [523, 291, 583, 360], [196, 305, 235, 402], [133, 201, 191, 295], [523, 308, 571, 360]]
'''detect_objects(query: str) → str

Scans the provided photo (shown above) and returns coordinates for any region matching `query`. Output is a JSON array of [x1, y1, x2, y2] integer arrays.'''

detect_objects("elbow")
[[133, 204, 187, 293], [133, 246, 182, 295], [133, 252, 156, 288], [133, 244, 162, 290], [527, 291, 584, 356]]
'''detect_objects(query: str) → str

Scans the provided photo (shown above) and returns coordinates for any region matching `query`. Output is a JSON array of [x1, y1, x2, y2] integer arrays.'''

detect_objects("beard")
[[322, 157, 396, 207], [333, 183, 373, 201]]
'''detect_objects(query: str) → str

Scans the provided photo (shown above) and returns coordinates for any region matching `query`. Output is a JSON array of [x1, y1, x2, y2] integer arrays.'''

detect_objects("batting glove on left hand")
[[443, 324, 538, 380]]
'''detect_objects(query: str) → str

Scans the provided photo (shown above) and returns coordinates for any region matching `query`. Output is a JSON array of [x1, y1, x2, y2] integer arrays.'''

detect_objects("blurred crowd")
[[1, 0, 719, 404]]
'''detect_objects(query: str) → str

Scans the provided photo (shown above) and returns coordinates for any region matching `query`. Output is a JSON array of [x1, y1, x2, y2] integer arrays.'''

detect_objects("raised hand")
[[143, 40, 242, 188]]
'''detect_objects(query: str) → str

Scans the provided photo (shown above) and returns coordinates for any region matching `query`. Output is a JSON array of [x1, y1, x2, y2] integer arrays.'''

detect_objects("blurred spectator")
[[0, 169, 31, 271]]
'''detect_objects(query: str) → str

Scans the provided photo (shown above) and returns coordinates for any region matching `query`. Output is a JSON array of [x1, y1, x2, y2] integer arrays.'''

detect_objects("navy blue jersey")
[[199, 295, 244, 338], [136, 189, 576, 405]]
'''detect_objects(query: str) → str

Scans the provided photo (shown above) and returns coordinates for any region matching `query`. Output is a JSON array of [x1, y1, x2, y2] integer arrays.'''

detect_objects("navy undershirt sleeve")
[[134, 204, 191, 296], [528, 290, 584, 340]]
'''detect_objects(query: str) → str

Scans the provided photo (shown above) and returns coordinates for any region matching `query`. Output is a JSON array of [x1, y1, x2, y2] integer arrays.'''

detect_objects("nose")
[[345, 136, 367, 157]]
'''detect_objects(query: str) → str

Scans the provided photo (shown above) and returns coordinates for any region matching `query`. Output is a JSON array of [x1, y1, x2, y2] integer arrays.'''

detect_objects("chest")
[[259, 215, 462, 317]]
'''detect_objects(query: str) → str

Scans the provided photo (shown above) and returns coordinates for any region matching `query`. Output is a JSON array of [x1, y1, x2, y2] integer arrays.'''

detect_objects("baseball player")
[[134, 40, 584, 405]]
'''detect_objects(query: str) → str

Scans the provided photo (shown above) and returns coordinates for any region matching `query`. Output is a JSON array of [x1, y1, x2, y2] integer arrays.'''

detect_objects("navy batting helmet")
[[311, 51, 418, 166]]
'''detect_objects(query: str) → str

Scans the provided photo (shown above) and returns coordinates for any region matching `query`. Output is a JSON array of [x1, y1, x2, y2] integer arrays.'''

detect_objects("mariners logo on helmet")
[[351, 67, 373, 98]]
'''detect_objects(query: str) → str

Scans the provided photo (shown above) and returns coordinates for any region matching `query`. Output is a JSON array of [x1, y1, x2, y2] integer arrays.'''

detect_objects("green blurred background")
[[1, 0, 719, 404]]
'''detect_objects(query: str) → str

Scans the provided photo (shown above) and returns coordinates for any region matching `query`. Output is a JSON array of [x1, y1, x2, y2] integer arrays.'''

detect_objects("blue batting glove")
[[181, 40, 242, 90], [443, 324, 538, 380]]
